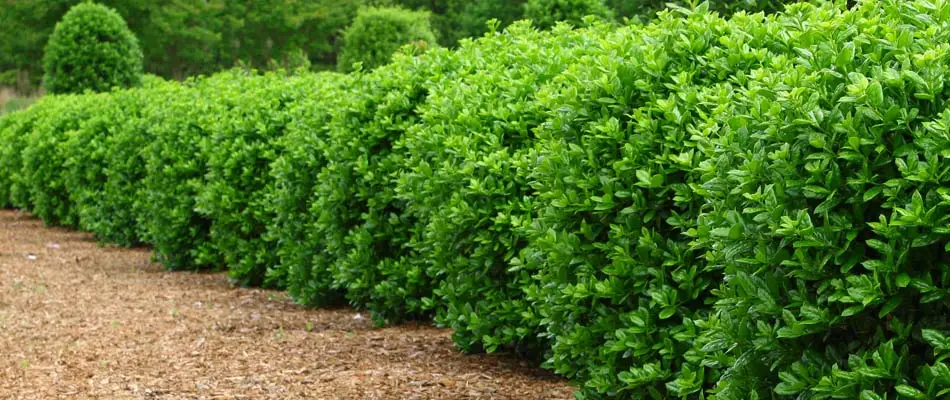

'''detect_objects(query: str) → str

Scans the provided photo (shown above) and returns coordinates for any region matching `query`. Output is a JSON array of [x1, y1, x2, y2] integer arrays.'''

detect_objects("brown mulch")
[[0, 210, 574, 399]]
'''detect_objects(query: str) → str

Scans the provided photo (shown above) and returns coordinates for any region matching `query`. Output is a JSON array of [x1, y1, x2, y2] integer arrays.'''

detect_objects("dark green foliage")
[[21, 95, 102, 226], [315, 50, 461, 322], [395, 20, 612, 355], [79, 77, 169, 246], [522, 0, 614, 29], [266, 73, 355, 300], [0, 106, 41, 209], [42, 2, 143, 94], [138, 78, 224, 270], [196, 71, 329, 287], [5, 1, 950, 399], [337, 7, 438, 72], [435, 0, 527, 45], [518, 3, 847, 396]]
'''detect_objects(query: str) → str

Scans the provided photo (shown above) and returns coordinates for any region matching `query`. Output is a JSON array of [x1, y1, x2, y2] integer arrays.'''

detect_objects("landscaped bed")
[[0, 210, 572, 399]]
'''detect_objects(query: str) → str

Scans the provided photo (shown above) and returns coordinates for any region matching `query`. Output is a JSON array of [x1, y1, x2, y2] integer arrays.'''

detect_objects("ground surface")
[[0, 210, 573, 399]]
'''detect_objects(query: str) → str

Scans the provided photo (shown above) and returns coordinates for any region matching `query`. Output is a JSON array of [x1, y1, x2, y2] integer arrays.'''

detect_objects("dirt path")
[[0, 210, 573, 399]]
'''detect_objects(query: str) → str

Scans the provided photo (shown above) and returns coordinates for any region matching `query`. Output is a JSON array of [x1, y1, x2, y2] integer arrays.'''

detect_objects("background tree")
[[522, 0, 614, 29]]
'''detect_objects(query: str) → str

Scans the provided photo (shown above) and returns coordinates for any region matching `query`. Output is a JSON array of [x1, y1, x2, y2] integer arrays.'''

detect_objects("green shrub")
[[70, 87, 156, 246], [196, 71, 331, 287], [337, 7, 438, 72], [314, 49, 462, 322], [394, 20, 611, 356], [137, 77, 225, 270], [0, 104, 43, 209], [694, 0, 950, 397], [21, 94, 102, 226], [72, 76, 171, 246], [42, 2, 143, 95], [522, 0, 614, 29], [267, 73, 356, 300], [518, 4, 836, 396]]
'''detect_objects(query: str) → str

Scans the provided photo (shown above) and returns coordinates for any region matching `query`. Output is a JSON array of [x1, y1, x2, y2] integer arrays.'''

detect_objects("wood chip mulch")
[[0, 210, 574, 399]]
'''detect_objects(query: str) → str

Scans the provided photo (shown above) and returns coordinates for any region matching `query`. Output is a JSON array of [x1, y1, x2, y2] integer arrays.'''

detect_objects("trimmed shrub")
[[694, 0, 950, 397], [337, 7, 438, 72], [197, 71, 334, 287], [80, 79, 170, 246], [0, 105, 43, 209], [266, 73, 356, 299], [138, 76, 226, 270], [522, 0, 614, 29], [394, 20, 613, 355], [314, 49, 462, 323], [21, 94, 102, 226], [518, 3, 841, 396], [42, 2, 143, 95]]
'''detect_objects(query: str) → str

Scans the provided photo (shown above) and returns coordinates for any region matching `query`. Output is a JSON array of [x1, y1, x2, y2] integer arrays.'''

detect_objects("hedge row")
[[3, 1, 950, 398]]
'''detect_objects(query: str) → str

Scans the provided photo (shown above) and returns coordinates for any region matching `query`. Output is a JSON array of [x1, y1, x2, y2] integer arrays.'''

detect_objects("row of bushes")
[[3, 0, 950, 398]]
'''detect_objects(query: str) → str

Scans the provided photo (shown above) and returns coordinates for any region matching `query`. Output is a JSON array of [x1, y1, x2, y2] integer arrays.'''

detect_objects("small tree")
[[43, 2, 143, 94], [523, 0, 614, 29], [337, 7, 438, 73]]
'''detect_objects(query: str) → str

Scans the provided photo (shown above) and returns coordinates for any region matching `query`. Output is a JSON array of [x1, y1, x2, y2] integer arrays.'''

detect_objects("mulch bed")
[[0, 210, 573, 399]]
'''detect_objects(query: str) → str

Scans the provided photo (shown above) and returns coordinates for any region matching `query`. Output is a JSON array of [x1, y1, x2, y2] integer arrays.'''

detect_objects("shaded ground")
[[0, 210, 573, 399]]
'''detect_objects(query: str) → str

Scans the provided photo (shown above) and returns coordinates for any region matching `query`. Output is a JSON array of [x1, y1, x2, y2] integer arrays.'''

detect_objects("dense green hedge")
[[4, 1, 950, 398]]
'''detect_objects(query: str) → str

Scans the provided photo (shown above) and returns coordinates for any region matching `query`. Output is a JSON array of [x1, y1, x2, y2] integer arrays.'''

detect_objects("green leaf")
[[860, 391, 885, 400], [895, 385, 926, 399], [863, 186, 883, 202], [659, 307, 676, 320], [896, 273, 911, 288], [878, 296, 901, 318], [867, 80, 884, 107], [636, 169, 652, 184]]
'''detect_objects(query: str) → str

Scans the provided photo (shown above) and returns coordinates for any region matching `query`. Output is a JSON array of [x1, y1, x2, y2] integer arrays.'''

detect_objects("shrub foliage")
[[42, 2, 143, 94], [523, 0, 614, 29], [337, 7, 438, 72], [4, 1, 950, 398]]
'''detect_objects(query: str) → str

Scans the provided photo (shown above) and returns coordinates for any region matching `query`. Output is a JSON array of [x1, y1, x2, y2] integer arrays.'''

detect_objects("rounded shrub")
[[196, 71, 332, 287], [138, 76, 226, 270], [0, 105, 44, 209], [266, 73, 356, 299], [517, 5, 828, 395], [394, 20, 611, 356], [21, 94, 101, 226], [42, 2, 144, 95], [77, 77, 171, 246], [314, 49, 462, 323], [522, 0, 613, 29], [337, 7, 438, 72]]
